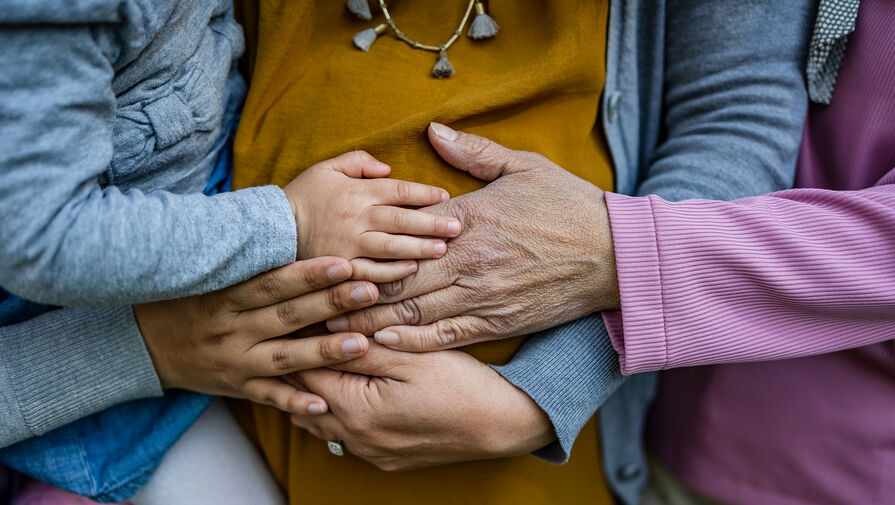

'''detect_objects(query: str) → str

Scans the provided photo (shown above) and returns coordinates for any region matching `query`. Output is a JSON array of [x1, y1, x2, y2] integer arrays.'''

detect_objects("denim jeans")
[[0, 119, 238, 504]]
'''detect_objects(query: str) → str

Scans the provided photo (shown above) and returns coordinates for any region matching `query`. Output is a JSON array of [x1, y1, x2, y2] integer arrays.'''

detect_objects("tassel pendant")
[[467, 1, 499, 40], [432, 50, 455, 79], [353, 23, 388, 51], [347, 0, 372, 20]]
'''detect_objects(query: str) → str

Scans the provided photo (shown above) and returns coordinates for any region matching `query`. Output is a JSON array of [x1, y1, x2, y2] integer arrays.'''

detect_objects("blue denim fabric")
[[0, 119, 238, 503], [0, 293, 54, 328]]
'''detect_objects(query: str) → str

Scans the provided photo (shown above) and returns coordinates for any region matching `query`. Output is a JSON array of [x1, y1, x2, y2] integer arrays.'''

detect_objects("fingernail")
[[440, 189, 450, 202], [351, 285, 375, 303], [434, 241, 447, 256], [341, 336, 366, 355], [406, 261, 418, 273], [446, 220, 461, 235], [307, 403, 326, 415], [373, 331, 400, 346], [328, 316, 349, 332], [327, 263, 351, 281], [430, 122, 459, 142]]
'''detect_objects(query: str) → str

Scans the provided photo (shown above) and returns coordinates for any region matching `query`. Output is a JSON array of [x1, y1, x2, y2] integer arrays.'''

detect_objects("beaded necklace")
[[348, 0, 499, 78]]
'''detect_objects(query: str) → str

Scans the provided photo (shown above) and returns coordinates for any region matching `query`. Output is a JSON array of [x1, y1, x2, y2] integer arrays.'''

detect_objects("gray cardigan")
[[0, 2, 814, 504], [495, 0, 815, 504]]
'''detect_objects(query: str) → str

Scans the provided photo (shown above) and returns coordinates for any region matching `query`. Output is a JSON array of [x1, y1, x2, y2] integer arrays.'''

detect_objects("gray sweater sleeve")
[[0, 306, 161, 447], [0, 24, 296, 307], [496, 0, 814, 464]]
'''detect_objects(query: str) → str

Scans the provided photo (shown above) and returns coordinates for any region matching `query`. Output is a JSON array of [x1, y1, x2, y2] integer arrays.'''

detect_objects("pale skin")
[[291, 123, 621, 469], [283, 150, 462, 278]]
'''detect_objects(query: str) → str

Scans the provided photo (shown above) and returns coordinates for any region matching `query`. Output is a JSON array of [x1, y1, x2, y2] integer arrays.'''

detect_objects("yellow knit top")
[[233, 2, 614, 504]]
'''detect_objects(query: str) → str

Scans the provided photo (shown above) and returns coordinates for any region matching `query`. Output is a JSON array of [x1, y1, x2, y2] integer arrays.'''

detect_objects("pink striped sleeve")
[[603, 169, 895, 374]]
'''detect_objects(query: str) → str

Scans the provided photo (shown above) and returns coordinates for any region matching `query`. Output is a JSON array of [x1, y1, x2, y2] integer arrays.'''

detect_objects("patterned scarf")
[[807, 0, 860, 104]]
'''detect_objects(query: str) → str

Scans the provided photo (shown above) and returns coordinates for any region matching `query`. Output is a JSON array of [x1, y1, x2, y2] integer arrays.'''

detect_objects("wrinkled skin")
[[293, 124, 619, 469], [328, 123, 619, 352]]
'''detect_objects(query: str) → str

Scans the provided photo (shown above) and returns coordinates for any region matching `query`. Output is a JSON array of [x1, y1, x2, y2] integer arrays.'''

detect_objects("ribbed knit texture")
[[605, 182, 895, 371], [608, 1, 895, 503], [493, 314, 625, 463], [0, 306, 162, 446]]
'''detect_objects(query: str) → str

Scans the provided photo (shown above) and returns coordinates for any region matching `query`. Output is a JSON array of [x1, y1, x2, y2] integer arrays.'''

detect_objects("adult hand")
[[134, 256, 383, 416], [327, 123, 619, 351], [289, 343, 554, 471]]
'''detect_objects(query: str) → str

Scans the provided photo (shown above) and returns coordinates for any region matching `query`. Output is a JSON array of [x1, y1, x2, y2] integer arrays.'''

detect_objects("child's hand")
[[283, 151, 461, 265]]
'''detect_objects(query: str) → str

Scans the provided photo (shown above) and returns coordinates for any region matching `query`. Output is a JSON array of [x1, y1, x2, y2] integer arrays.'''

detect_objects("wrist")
[[482, 369, 556, 456], [589, 191, 620, 311], [281, 183, 307, 260], [132, 303, 179, 390]]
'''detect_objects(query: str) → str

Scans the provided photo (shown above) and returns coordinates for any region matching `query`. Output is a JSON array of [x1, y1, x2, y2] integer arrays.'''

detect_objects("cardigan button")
[[606, 91, 622, 123], [616, 462, 643, 482]]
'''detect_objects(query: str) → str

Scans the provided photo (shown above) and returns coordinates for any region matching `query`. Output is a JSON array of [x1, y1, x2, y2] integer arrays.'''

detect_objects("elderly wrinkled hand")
[[326, 123, 620, 352], [289, 343, 554, 471]]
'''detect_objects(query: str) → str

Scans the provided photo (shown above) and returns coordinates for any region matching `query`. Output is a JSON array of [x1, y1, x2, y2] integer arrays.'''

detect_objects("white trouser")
[[131, 399, 285, 505]]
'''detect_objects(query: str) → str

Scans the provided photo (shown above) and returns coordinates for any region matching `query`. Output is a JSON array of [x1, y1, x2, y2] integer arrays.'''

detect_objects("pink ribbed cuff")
[[604, 193, 669, 373]]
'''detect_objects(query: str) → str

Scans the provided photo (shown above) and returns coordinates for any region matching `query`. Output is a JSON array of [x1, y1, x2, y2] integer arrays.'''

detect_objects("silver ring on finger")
[[328, 439, 344, 456]]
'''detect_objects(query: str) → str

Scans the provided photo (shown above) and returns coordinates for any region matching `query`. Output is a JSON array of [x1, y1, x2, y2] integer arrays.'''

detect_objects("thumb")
[[322, 150, 391, 179], [428, 122, 530, 181]]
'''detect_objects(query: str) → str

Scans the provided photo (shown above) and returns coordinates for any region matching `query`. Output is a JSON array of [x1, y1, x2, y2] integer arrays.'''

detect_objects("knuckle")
[[345, 150, 370, 168], [276, 300, 300, 326], [258, 390, 279, 408], [271, 341, 293, 371], [435, 321, 460, 347], [397, 299, 423, 325], [391, 210, 409, 230], [468, 135, 494, 159], [378, 276, 410, 300], [395, 181, 412, 202], [316, 338, 340, 363], [352, 309, 378, 334], [384, 236, 401, 256], [300, 263, 325, 289], [258, 273, 283, 301], [328, 285, 351, 312]]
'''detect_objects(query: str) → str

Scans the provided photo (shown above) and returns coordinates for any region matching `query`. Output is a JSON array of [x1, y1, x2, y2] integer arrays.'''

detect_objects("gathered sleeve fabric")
[[604, 168, 895, 373]]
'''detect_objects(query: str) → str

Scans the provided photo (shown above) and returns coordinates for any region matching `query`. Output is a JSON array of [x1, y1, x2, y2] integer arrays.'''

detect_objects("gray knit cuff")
[[492, 313, 626, 464], [236, 185, 297, 264], [0, 306, 162, 444]]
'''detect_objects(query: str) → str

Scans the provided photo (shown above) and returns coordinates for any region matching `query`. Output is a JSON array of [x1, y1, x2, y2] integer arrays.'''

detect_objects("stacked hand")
[[136, 127, 620, 470], [283, 150, 462, 281], [135, 256, 379, 416], [328, 123, 620, 351], [291, 124, 620, 469]]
